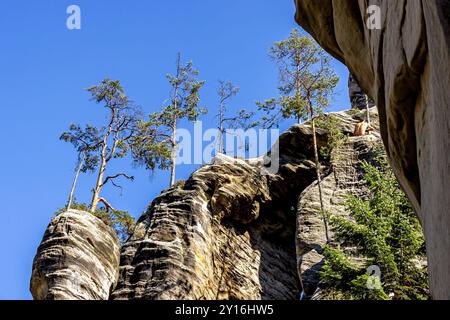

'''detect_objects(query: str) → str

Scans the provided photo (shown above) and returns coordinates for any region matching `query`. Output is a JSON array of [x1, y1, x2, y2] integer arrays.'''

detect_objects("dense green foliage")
[[319, 149, 429, 300], [315, 115, 347, 162], [257, 29, 339, 128], [56, 200, 136, 244]]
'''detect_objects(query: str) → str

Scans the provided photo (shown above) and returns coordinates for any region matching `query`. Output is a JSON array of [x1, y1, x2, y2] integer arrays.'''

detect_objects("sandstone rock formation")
[[111, 126, 322, 300], [295, 0, 450, 299], [109, 109, 379, 300], [349, 74, 376, 110], [30, 210, 120, 300], [297, 109, 381, 297], [31, 109, 383, 300]]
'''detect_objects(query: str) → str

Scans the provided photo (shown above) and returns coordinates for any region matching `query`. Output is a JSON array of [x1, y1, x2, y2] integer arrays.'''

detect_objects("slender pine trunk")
[[90, 114, 113, 212], [90, 156, 106, 213], [170, 123, 177, 187], [296, 62, 301, 126], [312, 114, 330, 243], [169, 53, 181, 187], [218, 104, 223, 154], [365, 94, 371, 125], [67, 152, 84, 211]]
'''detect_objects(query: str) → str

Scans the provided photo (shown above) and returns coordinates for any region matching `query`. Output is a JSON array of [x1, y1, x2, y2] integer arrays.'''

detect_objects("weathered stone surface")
[[295, 0, 450, 299], [110, 108, 380, 300], [296, 109, 381, 297], [31, 108, 385, 300], [349, 73, 376, 110], [30, 210, 120, 300], [110, 122, 333, 300]]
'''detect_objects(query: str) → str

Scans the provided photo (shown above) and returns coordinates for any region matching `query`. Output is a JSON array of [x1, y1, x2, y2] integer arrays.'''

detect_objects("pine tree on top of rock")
[[215, 80, 257, 155], [131, 53, 206, 187], [257, 28, 339, 246], [61, 79, 141, 214]]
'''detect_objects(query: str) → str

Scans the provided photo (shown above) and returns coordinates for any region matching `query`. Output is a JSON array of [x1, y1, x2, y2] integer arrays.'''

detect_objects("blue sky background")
[[0, 1, 350, 299]]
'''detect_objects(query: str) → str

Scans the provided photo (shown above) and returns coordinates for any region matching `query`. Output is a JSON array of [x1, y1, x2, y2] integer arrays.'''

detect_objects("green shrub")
[[55, 199, 136, 244], [316, 115, 347, 162], [319, 150, 429, 300]]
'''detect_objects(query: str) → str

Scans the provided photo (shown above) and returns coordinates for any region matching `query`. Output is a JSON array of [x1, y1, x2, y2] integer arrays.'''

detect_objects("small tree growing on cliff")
[[60, 124, 102, 210], [258, 29, 339, 242], [319, 149, 429, 300], [217, 80, 239, 154], [131, 53, 206, 187], [54, 199, 136, 244], [84, 79, 141, 213], [216, 80, 257, 154], [316, 115, 347, 163], [61, 79, 141, 213], [60, 79, 139, 241]]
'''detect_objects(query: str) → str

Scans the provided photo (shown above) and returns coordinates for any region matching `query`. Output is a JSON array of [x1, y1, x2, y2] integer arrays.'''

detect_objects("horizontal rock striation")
[[30, 210, 120, 300], [31, 108, 383, 300], [110, 109, 378, 300], [111, 125, 328, 300]]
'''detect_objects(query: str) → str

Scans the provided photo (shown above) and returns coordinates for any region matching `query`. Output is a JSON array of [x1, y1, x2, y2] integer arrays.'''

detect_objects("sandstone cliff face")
[[294, 0, 450, 299], [348, 74, 376, 110], [30, 210, 120, 300], [111, 126, 322, 300], [109, 109, 380, 300], [31, 109, 382, 300], [297, 109, 381, 296]]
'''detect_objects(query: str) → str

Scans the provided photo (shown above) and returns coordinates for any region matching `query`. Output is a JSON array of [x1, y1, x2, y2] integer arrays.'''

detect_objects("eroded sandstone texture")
[[31, 109, 383, 300], [111, 125, 324, 300], [297, 108, 381, 297], [110, 109, 380, 300], [30, 210, 120, 300], [349, 74, 376, 110], [295, 0, 450, 299]]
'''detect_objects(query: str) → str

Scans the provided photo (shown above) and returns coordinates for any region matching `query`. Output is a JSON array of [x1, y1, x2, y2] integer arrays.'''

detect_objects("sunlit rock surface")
[[295, 0, 450, 299], [32, 108, 385, 300], [30, 210, 120, 300]]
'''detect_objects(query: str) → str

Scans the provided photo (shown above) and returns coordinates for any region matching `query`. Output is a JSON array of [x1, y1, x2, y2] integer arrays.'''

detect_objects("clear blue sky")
[[0, 0, 350, 299]]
